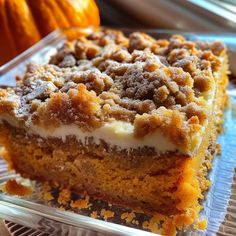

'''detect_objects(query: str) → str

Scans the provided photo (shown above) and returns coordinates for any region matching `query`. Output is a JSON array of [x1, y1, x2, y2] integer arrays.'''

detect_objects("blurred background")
[[96, 0, 236, 31], [2, 0, 236, 66]]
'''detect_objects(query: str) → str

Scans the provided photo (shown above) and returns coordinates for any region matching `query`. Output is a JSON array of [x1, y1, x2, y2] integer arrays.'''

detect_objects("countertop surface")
[[0, 220, 10, 236]]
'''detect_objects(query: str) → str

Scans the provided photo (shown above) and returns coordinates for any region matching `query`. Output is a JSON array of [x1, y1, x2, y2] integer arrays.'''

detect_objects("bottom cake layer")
[[0, 114, 218, 216]]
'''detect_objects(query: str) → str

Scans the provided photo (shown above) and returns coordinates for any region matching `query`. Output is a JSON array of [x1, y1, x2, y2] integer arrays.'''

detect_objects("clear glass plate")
[[0, 28, 236, 236]]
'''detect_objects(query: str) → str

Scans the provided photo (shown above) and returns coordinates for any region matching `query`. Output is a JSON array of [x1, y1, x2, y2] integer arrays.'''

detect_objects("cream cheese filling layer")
[[0, 114, 203, 155], [29, 121, 180, 154]]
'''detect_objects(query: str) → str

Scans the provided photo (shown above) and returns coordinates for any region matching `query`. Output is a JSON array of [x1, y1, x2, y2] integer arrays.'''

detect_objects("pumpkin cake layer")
[[0, 30, 228, 233]]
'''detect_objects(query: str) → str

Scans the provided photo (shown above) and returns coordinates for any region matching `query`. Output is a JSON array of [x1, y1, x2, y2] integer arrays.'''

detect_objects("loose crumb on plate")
[[121, 212, 136, 224], [57, 206, 66, 211], [70, 196, 91, 209], [41, 182, 54, 201], [2, 179, 32, 196], [216, 143, 222, 155], [194, 218, 208, 231], [100, 209, 115, 221], [90, 211, 98, 219], [142, 214, 165, 234], [58, 189, 71, 205]]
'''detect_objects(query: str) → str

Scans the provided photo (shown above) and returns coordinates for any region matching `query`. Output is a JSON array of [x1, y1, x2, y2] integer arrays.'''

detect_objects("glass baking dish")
[[0, 28, 236, 236]]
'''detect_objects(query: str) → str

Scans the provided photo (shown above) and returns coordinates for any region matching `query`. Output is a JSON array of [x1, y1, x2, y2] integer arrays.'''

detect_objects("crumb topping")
[[0, 29, 226, 145]]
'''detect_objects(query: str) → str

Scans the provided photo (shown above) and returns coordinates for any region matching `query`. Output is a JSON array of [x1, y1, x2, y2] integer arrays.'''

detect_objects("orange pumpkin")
[[0, 0, 100, 65]]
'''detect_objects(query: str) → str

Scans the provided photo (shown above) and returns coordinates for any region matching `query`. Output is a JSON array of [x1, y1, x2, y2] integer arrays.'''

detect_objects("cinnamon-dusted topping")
[[34, 83, 102, 130], [0, 29, 226, 140], [87, 29, 129, 47]]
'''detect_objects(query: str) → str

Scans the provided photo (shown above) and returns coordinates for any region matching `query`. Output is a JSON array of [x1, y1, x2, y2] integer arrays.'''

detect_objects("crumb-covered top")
[[0, 29, 227, 151]]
